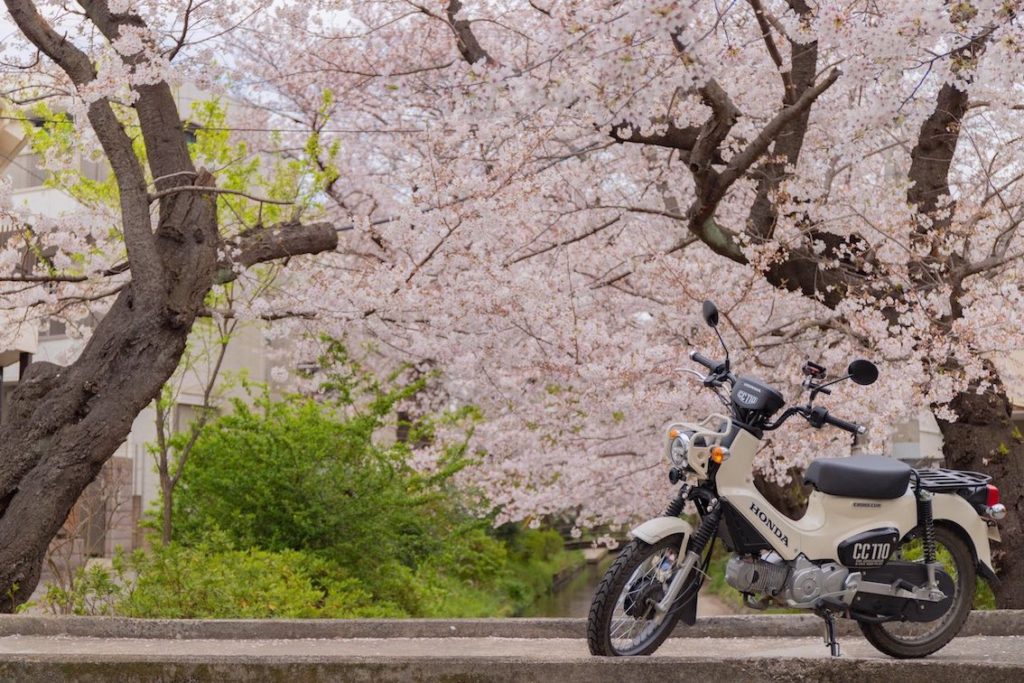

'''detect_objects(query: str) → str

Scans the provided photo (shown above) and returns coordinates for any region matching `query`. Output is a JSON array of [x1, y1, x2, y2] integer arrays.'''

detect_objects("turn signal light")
[[987, 485, 1001, 507], [710, 446, 729, 464], [668, 428, 680, 439]]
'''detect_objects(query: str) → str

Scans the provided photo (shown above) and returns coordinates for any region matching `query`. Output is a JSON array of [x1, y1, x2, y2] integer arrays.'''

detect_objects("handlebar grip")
[[824, 412, 867, 435], [689, 351, 718, 371]]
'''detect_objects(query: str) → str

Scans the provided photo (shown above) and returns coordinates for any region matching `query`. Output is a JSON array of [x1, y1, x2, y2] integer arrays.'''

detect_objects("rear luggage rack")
[[913, 468, 991, 491]]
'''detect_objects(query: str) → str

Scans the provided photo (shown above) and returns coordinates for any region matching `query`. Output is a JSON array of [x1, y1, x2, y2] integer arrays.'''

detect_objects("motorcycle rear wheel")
[[858, 525, 975, 659], [587, 534, 692, 656]]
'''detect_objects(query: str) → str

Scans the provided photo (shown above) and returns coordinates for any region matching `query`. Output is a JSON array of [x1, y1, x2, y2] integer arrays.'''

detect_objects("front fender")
[[629, 517, 693, 549]]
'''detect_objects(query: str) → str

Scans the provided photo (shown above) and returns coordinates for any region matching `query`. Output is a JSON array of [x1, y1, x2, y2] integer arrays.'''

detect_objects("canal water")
[[522, 555, 616, 618], [523, 554, 736, 618]]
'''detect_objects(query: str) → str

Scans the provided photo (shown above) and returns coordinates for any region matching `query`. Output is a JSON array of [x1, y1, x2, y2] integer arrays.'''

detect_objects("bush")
[[158, 340, 581, 617]]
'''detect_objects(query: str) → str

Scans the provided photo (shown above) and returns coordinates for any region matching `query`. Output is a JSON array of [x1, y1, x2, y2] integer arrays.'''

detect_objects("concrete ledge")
[[0, 610, 1022, 640], [0, 655, 1019, 683]]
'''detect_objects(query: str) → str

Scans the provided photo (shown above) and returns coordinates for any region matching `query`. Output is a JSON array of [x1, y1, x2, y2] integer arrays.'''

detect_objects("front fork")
[[653, 489, 722, 618]]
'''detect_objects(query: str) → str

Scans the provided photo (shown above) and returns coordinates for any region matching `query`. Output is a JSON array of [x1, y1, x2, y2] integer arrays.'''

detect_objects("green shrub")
[[124, 544, 326, 618], [35, 561, 125, 616], [157, 340, 581, 618]]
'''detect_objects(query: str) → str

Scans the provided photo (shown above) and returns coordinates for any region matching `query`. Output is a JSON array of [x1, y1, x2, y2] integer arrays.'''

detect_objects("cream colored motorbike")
[[587, 301, 1003, 659]]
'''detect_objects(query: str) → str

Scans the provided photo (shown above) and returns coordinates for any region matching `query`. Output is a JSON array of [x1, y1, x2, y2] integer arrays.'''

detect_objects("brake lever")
[[677, 368, 708, 383]]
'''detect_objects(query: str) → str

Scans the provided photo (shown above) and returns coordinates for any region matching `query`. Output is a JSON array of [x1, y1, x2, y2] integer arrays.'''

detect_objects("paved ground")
[[1, 614, 1022, 681], [0, 634, 1020, 682], [0, 633, 1021, 662]]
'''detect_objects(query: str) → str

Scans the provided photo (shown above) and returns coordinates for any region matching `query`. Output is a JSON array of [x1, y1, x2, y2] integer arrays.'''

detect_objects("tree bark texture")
[[936, 387, 1024, 607]]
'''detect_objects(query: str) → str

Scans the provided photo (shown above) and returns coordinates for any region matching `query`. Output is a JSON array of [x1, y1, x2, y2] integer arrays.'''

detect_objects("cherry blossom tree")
[[3, 0, 1024, 611], [232, 1, 1024, 604]]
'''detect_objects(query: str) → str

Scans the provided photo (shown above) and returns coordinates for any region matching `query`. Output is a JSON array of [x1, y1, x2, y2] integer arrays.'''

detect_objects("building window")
[[40, 318, 67, 339], [80, 156, 109, 183], [6, 152, 46, 190]]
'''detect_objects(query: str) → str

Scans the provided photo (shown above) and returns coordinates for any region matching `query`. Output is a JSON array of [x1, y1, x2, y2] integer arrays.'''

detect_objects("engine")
[[725, 554, 789, 595], [725, 554, 849, 607]]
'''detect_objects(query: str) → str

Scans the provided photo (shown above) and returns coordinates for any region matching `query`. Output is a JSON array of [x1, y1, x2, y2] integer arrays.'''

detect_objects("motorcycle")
[[587, 300, 1004, 659]]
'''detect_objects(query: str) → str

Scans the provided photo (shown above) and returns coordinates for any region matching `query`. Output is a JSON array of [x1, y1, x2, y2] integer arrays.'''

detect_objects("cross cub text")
[[587, 301, 1004, 659]]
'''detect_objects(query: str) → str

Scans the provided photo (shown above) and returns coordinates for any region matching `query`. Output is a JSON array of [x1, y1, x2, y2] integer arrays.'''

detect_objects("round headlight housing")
[[666, 429, 692, 467]]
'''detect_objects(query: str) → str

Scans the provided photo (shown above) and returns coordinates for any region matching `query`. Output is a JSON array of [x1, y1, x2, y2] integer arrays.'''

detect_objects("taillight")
[[987, 484, 1001, 507]]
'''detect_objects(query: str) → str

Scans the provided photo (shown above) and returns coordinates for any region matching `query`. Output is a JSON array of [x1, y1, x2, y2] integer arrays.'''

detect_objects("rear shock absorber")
[[917, 490, 936, 565], [914, 469, 936, 574]]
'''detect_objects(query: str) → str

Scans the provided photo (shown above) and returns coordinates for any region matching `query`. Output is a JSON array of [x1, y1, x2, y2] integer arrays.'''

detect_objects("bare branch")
[[507, 215, 622, 265], [0, 274, 88, 283], [198, 307, 318, 321], [717, 68, 840, 190], [218, 221, 339, 283], [149, 185, 296, 206]]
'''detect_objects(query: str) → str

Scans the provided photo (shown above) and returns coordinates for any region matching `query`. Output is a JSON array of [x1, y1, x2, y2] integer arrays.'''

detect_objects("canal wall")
[[1, 610, 1022, 639]]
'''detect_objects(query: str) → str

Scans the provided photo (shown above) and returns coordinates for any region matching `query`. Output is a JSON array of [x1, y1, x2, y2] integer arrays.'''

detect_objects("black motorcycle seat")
[[804, 455, 912, 500]]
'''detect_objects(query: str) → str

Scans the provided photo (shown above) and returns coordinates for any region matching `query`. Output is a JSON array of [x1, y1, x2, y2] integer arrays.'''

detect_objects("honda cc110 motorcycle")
[[587, 300, 1004, 659]]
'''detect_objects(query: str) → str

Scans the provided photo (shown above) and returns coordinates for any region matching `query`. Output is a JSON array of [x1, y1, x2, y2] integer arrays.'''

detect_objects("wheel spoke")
[[608, 547, 676, 652]]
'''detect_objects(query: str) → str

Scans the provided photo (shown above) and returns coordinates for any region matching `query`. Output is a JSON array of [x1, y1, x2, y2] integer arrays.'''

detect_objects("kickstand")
[[821, 611, 841, 657]]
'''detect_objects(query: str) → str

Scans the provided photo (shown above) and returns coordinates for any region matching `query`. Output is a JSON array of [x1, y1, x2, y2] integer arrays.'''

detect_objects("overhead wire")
[[0, 115, 419, 135]]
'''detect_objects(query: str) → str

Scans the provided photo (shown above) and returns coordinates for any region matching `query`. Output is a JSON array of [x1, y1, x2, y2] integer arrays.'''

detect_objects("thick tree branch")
[[747, 0, 793, 96], [610, 120, 707, 155], [717, 68, 840, 190], [445, 0, 493, 66], [688, 79, 741, 178], [907, 83, 969, 224], [744, 5, 820, 241], [906, 24, 998, 316], [218, 221, 339, 283]]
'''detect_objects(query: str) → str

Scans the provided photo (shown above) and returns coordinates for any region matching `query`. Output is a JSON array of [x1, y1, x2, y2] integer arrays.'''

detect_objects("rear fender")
[[932, 492, 996, 580]]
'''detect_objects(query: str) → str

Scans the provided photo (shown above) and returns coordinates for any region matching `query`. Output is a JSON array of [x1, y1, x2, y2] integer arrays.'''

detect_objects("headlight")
[[665, 428, 692, 467]]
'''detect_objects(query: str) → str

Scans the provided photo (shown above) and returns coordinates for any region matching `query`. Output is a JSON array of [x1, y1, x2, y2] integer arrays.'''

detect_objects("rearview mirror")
[[702, 301, 719, 328], [847, 359, 878, 386]]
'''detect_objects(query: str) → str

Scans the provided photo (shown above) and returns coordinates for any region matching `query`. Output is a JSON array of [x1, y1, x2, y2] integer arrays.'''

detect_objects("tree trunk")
[[0, 183, 219, 610], [936, 388, 1024, 608], [0, 2, 339, 612], [159, 464, 173, 546]]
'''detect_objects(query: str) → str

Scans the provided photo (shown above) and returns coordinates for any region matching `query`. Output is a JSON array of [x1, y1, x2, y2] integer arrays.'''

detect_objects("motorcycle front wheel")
[[859, 525, 976, 658], [587, 534, 693, 656]]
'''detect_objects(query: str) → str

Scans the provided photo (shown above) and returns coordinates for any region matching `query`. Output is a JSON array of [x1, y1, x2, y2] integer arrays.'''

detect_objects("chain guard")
[[851, 561, 955, 623]]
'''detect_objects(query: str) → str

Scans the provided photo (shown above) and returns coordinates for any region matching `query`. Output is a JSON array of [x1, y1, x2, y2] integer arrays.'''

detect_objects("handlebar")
[[763, 405, 866, 436], [821, 410, 867, 435], [690, 349, 866, 436], [689, 350, 719, 371]]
